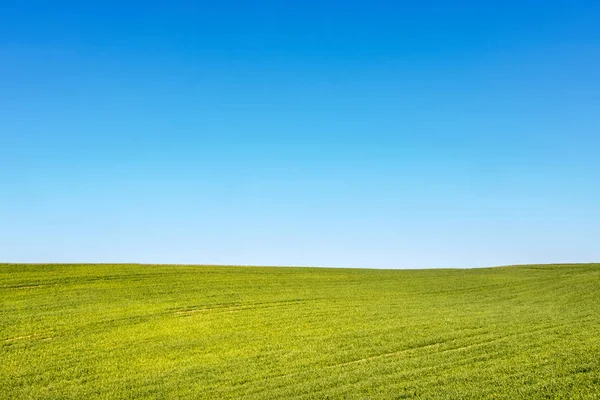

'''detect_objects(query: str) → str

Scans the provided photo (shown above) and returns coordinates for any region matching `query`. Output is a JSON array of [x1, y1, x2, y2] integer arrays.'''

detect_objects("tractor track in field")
[[233, 320, 580, 395], [173, 299, 320, 316], [2, 284, 51, 290], [3, 334, 54, 343], [331, 321, 572, 368]]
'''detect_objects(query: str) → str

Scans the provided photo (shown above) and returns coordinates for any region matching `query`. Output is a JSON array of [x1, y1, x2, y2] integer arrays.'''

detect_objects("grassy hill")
[[1, 263, 599, 399]]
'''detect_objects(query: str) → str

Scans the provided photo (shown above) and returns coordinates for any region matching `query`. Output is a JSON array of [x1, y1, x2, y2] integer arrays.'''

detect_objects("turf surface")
[[1, 263, 599, 399]]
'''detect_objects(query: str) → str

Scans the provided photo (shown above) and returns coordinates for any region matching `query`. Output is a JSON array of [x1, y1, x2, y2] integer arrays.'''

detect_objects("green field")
[[1, 263, 599, 399]]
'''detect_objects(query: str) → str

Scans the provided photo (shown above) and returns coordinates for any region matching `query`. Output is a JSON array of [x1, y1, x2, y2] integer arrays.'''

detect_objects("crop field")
[[1, 263, 599, 399]]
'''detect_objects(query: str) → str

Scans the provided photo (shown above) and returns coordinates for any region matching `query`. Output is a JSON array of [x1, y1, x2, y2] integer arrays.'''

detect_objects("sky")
[[1, 1, 599, 269]]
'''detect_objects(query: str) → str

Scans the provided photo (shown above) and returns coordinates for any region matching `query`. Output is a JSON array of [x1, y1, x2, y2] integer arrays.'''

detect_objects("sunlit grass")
[[2, 263, 599, 398]]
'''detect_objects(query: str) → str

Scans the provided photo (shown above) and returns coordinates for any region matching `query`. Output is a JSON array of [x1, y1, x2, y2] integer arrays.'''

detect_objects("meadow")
[[1, 263, 599, 399]]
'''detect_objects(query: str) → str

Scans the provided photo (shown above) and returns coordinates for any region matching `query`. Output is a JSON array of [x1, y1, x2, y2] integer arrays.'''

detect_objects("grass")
[[1, 263, 599, 399]]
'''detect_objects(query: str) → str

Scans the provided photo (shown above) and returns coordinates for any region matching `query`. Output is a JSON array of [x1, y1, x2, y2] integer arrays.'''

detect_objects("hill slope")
[[1, 263, 599, 398]]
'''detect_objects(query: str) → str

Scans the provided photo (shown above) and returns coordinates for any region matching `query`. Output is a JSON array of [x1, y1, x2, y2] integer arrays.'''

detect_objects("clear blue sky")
[[1, 1, 599, 268]]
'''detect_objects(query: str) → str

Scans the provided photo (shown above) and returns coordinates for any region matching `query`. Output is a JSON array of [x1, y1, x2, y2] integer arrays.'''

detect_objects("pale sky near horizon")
[[1, 1, 599, 268]]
